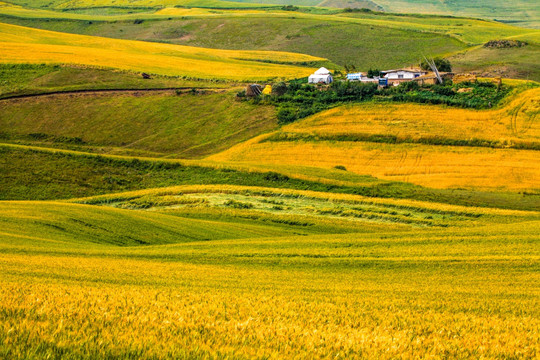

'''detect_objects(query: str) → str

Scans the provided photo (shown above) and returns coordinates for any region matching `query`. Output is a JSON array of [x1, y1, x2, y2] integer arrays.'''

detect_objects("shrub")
[[224, 200, 254, 209], [277, 108, 297, 124], [272, 82, 288, 96], [264, 172, 290, 182]]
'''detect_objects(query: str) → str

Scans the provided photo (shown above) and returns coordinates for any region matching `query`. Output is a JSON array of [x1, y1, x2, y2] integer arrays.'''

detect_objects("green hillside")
[[0, 201, 321, 247], [0, 89, 276, 158], [0, 15, 467, 70], [2, 144, 539, 211], [451, 42, 540, 81]]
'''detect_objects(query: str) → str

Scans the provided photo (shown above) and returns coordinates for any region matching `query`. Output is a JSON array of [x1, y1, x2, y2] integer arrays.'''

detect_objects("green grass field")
[[3, 0, 538, 28], [451, 43, 540, 81], [0, 89, 277, 158], [0, 64, 234, 98]]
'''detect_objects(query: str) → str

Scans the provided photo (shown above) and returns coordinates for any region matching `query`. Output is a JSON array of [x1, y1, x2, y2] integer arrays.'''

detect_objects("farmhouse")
[[381, 69, 427, 85], [309, 67, 333, 84]]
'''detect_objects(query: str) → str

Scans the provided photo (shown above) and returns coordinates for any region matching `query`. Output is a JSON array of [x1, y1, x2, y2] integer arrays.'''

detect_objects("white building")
[[308, 67, 333, 84], [346, 72, 363, 81], [381, 69, 427, 85]]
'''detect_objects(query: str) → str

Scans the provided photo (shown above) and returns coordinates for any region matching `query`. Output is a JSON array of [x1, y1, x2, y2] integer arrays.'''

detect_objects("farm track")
[[0, 87, 228, 101]]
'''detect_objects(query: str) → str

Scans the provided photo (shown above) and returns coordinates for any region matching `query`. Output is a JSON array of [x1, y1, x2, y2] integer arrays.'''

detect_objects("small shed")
[[309, 67, 333, 84]]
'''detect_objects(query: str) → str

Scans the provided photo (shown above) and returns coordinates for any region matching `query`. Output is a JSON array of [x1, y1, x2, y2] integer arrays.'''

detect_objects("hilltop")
[[0, 1, 538, 81]]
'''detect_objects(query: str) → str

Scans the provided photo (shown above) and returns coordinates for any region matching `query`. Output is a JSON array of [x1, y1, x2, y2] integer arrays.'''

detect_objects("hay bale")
[[246, 84, 263, 97], [454, 73, 477, 84]]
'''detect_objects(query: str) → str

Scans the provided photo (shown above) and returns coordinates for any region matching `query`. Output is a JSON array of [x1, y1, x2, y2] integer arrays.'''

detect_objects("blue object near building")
[[378, 78, 388, 86], [346, 73, 363, 81]]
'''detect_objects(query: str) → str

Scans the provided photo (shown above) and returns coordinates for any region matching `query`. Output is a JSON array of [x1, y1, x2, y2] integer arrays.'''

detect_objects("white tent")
[[309, 67, 333, 84], [314, 67, 330, 75]]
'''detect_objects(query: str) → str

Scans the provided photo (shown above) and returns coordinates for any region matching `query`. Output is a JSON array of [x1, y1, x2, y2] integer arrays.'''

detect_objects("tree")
[[367, 69, 381, 78], [420, 57, 452, 72]]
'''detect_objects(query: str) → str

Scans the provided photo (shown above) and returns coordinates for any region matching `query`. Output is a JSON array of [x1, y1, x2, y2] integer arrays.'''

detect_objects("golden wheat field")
[[284, 87, 540, 143], [1, 193, 539, 359], [209, 140, 540, 190], [0, 23, 322, 81], [210, 88, 540, 191]]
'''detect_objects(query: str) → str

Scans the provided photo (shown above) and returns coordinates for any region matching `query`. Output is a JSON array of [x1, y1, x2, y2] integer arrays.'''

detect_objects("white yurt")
[[308, 67, 333, 84]]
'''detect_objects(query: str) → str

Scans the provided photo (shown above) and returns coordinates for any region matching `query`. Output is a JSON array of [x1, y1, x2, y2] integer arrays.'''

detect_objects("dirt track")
[[0, 87, 227, 101]]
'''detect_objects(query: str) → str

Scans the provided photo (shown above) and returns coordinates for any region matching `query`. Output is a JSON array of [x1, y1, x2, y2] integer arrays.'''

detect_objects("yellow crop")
[[209, 89, 540, 191], [1, 211, 539, 358], [285, 88, 540, 143], [0, 23, 323, 81]]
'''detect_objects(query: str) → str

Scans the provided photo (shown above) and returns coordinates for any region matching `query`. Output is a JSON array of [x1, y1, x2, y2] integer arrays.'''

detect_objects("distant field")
[[0, 22, 324, 81], [451, 43, 540, 82], [0, 64, 234, 98], [371, 0, 540, 28], [1, 1, 538, 77], [0, 15, 466, 70], [5, 0, 537, 29]]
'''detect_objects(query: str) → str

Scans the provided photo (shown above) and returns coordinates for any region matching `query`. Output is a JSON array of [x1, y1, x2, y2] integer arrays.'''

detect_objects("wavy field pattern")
[[0, 23, 322, 80]]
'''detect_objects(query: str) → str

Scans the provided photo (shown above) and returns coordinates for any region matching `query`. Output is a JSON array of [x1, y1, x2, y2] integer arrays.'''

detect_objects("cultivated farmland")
[[0, 0, 539, 358], [0, 22, 323, 81]]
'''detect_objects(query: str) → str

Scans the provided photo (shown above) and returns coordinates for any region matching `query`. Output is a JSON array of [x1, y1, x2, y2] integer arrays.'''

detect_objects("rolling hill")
[[2, 0, 538, 29], [0, 89, 277, 158], [1, 192, 539, 358], [0, 22, 324, 81], [0, 0, 539, 358], [1, 2, 538, 79]]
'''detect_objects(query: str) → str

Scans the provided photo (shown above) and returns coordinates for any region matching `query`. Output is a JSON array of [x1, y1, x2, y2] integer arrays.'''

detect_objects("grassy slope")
[[0, 201, 323, 247], [0, 90, 277, 158], [1, 4, 537, 79], [2, 144, 539, 211], [3, 0, 538, 28], [451, 43, 540, 81], [0, 22, 324, 81], [371, 0, 540, 28], [0, 15, 466, 71], [0, 64, 233, 97]]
